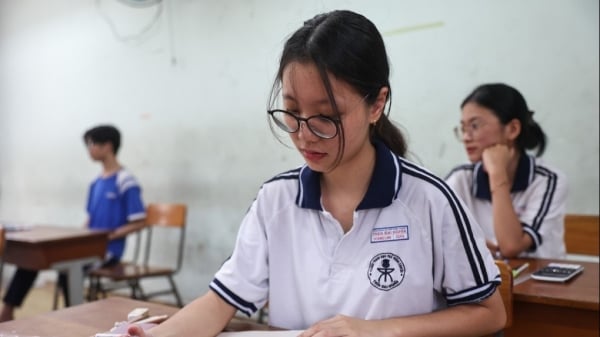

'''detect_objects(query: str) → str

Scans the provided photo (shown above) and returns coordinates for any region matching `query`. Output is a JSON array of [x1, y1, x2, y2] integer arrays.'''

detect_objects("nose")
[[461, 130, 473, 142], [297, 121, 317, 140]]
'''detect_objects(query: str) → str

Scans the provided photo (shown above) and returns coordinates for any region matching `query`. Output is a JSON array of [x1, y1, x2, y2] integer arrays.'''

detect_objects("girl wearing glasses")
[[446, 83, 567, 259], [126, 10, 504, 337]]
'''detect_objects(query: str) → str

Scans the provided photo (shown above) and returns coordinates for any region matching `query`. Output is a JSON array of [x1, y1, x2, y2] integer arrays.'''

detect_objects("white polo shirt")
[[211, 141, 499, 330], [445, 154, 567, 259]]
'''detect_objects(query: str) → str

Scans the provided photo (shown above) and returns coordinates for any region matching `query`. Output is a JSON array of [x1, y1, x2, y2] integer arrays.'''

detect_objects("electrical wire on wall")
[[117, 0, 162, 8], [96, 0, 178, 65], [96, 0, 164, 44]]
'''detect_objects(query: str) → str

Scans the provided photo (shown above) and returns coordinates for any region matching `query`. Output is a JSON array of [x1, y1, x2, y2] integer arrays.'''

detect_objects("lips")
[[301, 149, 327, 162]]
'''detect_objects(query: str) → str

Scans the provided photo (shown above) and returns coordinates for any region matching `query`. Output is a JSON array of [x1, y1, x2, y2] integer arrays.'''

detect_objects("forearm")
[[109, 219, 145, 240], [371, 292, 504, 337], [301, 292, 505, 337], [146, 291, 236, 337], [490, 177, 530, 257]]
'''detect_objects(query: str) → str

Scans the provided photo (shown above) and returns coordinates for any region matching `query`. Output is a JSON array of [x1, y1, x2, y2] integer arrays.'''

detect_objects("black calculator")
[[531, 263, 584, 282]]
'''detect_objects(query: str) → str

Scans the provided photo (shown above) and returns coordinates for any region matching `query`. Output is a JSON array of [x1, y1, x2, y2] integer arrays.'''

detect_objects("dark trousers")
[[3, 257, 119, 307]]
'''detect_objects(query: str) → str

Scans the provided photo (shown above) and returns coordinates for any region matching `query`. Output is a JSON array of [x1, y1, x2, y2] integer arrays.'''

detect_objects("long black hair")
[[268, 10, 407, 166]]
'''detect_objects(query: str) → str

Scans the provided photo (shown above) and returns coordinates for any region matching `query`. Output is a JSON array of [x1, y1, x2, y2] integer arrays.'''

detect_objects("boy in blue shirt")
[[0, 125, 146, 322]]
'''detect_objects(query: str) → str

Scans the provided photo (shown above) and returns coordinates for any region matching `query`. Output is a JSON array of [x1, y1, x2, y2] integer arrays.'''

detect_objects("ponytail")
[[519, 112, 547, 156], [371, 114, 407, 157]]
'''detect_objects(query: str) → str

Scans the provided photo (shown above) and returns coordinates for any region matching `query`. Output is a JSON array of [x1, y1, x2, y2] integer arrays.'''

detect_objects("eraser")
[[136, 314, 169, 324], [127, 307, 150, 322]]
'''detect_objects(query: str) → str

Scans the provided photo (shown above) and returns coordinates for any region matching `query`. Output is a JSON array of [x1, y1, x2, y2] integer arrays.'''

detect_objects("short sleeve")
[[519, 167, 568, 258], [210, 195, 269, 316], [433, 191, 500, 306], [445, 167, 473, 203], [116, 170, 146, 222]]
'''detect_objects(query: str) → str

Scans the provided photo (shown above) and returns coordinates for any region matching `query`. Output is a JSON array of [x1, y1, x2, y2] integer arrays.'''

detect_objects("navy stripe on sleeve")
[[531, 166, 558, 231], [402, 160, 488, 285], [209, 278, 258, 317]]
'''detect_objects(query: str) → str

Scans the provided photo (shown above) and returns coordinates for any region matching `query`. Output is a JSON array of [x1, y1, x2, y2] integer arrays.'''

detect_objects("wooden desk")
[[506, 258, 599, 337], [4, 226, 109, 306], [0, 297, 275, 336], [0, 297, 176, 336]]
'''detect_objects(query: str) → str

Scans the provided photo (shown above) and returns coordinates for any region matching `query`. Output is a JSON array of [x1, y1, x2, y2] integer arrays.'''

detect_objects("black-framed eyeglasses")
[[268, 109, 340, 139]]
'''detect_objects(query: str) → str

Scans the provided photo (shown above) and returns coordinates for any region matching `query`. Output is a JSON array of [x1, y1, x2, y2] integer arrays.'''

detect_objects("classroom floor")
[[14, 281, 71, 319]]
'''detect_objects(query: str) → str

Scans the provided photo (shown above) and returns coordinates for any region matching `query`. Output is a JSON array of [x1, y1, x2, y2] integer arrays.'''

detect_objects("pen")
[[512, 262, 530, 278]]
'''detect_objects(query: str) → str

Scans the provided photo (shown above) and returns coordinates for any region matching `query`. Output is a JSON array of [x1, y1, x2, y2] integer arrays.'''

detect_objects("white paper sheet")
[[217, 331, 304, 337]]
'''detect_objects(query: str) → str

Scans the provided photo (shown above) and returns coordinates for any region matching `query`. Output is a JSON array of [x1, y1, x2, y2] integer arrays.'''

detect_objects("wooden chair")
[[87, 203, 187, 307], [564, 214, 599, 256], [483, 260, 513, 337]]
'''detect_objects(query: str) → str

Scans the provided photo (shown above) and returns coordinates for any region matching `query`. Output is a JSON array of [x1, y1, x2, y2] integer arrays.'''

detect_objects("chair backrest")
[[145, 203, 187, 228], [140, 203, 188, 271], [564, 214, 599, 256], [0, 227, 5, 293], [0, 227, 5, 257], [495, 260, 513, 329]]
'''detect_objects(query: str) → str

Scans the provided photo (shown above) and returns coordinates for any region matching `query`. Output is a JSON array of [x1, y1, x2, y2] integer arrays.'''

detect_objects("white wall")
[[1, 0, 598, 305]]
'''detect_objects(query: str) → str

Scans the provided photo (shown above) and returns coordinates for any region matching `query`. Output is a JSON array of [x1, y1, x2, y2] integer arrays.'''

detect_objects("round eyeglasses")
[[453, 120, 488, 141], [268, 109, 340, 139]]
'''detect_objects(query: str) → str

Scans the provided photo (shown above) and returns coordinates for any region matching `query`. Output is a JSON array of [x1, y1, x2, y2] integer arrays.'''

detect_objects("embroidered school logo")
[[367, 252, 405, 291]]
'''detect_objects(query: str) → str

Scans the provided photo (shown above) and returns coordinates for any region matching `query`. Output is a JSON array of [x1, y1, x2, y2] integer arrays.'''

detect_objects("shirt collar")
[[296, 140, 402, 210], [473, 152, 535, 201]]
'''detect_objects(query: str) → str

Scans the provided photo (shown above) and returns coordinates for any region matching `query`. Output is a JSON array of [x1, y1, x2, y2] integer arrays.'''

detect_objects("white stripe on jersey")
[[116, 170, 140, 194]]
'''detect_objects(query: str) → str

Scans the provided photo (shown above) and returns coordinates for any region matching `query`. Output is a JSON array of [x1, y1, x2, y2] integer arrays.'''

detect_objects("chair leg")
[[98, 278, 107, 299], [257, 308, 267, 324], [128, 279, 146, 300], [127, 280, 137, 299], [87, 276, 100, 301], [86, 277, 94, 301], [52, 282, 60, 310], [168, 275, 183, 307]]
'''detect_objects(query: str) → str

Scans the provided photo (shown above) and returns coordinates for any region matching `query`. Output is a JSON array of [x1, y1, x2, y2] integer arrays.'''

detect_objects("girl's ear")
[[504, 118, 521, 142], [370, 86, 388, 123]]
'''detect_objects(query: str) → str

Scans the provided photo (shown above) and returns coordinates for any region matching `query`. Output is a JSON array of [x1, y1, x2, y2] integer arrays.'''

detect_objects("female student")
[[127, 10, 505, 337], [446, 83, 567, 259]]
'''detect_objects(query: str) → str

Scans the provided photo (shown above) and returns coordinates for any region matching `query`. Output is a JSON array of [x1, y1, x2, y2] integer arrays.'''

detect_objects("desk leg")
[[51, 257, 100, 307]]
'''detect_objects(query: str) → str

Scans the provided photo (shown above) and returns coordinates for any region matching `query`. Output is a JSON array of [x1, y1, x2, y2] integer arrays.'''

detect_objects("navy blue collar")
[[296, 140, 402, 210], [473, 153, 535, 201]]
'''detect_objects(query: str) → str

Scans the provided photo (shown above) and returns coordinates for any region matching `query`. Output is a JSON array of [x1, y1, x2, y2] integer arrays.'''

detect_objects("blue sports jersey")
[[86, 169, 145, 260]]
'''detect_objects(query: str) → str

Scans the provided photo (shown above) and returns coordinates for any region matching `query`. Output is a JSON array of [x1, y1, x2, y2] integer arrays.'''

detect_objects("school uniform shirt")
[[445, 154, 567, 259], [211, 141, 499, 330], [87, 169, 146, 260]]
